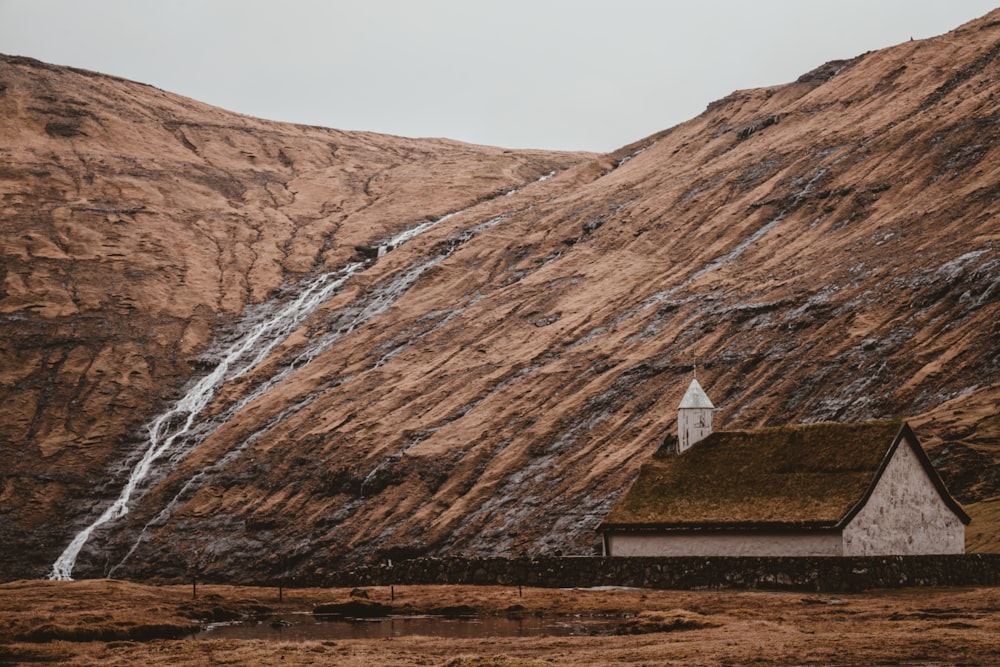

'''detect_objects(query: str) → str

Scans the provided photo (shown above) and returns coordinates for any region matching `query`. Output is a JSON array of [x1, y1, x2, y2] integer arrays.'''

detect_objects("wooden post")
[[189, 547, 201, 600], [278, 554, 287, 602], [391, 585, 395, 601]]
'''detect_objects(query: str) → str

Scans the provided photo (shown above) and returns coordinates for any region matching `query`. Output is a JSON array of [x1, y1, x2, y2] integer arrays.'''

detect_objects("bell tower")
[[677, 375, 714, 453]]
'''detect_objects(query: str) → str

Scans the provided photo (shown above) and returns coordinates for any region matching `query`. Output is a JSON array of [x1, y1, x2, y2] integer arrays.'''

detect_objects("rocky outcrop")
[[3, 9, 1000, 582]]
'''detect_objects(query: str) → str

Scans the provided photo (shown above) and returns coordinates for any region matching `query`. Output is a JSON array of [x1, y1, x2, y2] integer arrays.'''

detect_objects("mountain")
[[2, 9, 999, 582], [0, 53, 587, 580]]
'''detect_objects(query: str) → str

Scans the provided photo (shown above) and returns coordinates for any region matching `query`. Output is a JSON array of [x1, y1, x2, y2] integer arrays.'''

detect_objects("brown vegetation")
[[1, 580, 998, 665], [3, 8, 1000, 583], [966, 497, 1000, 552]]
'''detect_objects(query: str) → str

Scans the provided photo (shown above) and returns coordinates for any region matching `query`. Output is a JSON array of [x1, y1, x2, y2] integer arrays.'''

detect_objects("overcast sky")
[[2, 1, 997, 152]]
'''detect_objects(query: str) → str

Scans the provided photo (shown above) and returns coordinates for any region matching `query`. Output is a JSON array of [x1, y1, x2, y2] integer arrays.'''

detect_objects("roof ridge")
[[709, 419, 904, 436]]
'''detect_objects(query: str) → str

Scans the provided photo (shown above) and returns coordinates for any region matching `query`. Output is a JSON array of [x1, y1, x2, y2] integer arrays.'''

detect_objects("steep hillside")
[[3, 10, 1000, 582], [0, 55, 585, 580]]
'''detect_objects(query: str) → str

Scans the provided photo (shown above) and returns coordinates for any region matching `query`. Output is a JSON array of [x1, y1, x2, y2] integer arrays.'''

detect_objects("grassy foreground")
[[1, 579, 998, 665]]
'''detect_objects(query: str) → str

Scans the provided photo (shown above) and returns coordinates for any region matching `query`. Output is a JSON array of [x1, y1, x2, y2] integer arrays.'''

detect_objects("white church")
[[598, 377, 970, 557]]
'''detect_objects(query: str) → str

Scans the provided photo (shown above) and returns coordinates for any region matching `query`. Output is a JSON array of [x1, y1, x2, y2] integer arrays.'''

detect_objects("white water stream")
[[49, 264, 362, 580], [49, 174, 551, 580]]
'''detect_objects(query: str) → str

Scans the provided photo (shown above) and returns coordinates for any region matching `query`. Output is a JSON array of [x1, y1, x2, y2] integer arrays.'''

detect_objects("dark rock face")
[[3, 8, 1000, 583]]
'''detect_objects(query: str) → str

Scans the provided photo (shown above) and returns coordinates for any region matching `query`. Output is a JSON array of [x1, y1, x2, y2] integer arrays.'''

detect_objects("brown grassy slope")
[[0, 54, 587, 580], [83, 9, 1000, 582], [1, 581, 999, 666], [966, 497, 1000, 552], [4, 10, 1000, 582]]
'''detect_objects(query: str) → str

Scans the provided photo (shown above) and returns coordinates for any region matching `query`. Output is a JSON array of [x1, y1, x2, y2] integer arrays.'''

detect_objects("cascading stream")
[[49, 172, 554, 580], [49, 264, 362, 580], [110, 210, 517, 575]]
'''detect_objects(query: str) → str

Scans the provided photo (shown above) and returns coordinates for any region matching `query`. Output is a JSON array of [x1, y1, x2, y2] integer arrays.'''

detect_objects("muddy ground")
[[1, 580, 998, 665]]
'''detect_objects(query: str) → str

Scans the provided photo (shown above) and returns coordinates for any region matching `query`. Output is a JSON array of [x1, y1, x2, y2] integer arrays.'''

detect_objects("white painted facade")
[[677, 378, 713, 452], [841, 436, 966, 555], [606, 531, 842, 557]]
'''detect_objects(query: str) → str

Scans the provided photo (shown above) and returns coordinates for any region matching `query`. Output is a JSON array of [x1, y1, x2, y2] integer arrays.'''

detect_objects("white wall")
[[678, 407, 712, 452], [842, 437, 965, 555], [606, 531, 843, 557]]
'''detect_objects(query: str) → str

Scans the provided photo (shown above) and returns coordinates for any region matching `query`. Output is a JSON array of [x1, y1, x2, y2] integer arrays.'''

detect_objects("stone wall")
[[322, 554, 1000, 592]]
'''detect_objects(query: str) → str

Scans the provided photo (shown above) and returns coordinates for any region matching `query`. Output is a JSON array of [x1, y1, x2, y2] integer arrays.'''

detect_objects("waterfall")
[[49, 264, 362, 580], [49, 171, 554, 580]]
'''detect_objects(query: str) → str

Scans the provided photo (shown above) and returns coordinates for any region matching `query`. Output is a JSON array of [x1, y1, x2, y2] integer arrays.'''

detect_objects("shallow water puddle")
[[194, 614, 619, 640]]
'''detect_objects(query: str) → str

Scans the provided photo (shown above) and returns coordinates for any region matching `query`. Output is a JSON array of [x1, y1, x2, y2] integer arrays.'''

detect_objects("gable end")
[[837, 422, 970, 528]]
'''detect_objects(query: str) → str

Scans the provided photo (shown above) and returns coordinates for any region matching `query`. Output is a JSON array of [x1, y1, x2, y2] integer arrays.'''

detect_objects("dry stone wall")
[[323, 555, 1000, 592]]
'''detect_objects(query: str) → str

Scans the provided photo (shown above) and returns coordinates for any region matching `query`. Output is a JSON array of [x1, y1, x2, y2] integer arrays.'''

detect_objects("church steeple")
[[677, 376, 714, 452]]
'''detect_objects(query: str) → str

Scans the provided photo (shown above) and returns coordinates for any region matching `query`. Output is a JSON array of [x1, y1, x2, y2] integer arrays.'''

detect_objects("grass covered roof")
[[600, 421, 911, 531]]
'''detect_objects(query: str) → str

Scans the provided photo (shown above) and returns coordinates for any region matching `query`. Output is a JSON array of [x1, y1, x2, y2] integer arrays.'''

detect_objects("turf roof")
[[600, 421, 909, 531]]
